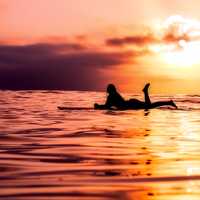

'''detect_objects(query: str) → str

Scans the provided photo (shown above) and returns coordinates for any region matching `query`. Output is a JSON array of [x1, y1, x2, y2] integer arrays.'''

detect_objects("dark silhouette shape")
[[94, 83, 177, 110]]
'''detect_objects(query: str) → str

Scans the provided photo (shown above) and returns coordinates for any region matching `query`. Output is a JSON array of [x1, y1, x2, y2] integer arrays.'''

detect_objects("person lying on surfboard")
[[94, 83, 177, 110]]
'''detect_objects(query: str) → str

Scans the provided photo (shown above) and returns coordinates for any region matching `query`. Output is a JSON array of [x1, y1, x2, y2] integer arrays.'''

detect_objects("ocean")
[[1, 90, 200, 200]]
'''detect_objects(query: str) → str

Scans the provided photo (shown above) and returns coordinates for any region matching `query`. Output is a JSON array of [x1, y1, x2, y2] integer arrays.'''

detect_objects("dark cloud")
[[0, 28, 190, 91], [106, 29, 192, 48], [106, 34, 157, 47], [0, 42, 134, 90]]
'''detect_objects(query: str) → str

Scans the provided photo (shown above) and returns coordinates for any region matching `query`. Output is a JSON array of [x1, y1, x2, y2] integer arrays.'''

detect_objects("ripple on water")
[[1, 91, 200, 199]]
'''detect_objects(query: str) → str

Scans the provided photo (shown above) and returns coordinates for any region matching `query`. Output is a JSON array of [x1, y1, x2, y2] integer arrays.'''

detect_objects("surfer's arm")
[[94, 95, 113, 110], [94, 103, 107, 109], [104, 95, 113, 108], [94, 99, 112, 110]]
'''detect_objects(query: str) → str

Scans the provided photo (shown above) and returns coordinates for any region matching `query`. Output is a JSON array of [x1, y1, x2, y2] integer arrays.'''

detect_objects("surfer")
[[94, 83, 177, 110]]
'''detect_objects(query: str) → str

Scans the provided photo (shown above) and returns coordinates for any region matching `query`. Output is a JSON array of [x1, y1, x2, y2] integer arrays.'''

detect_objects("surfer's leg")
[[142, 83, 152, 109], [125, 83, 151, 109], [149, 100, 177, 109], [126, 99, 145, 109], [142, 83, 177, 109], [142, 83, 151, 105]]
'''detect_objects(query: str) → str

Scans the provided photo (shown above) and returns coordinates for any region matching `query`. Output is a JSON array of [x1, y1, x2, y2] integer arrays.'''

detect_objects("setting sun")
[[147, 15, 200, 68], [163, 42, 200, 67], [159, 15, 200, 67]]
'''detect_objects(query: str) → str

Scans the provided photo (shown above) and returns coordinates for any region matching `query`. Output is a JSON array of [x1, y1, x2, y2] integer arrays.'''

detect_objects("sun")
[[153, 15, 200, 67], [163, 41, 200, 67]]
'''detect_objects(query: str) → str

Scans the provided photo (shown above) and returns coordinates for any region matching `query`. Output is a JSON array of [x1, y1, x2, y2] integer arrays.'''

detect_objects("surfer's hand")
[[94, 103, 99, 109]]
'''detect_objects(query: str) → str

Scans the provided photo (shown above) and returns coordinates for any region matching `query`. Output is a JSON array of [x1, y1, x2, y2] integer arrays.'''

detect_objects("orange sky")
[[1, 0, 200, 93]]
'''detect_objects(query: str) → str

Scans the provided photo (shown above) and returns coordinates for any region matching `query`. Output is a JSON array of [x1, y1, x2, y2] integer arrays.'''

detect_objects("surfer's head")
[[107, 84, 117, 94]]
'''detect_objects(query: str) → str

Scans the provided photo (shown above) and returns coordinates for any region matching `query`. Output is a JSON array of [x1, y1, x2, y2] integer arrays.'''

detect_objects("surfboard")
[[57, 106, 132, 111], [58, 106, 177, 111], [57, 106, 94, 110]]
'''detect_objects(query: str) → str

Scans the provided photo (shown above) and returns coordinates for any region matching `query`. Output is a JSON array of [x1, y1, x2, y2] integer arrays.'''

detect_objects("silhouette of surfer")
[[94, 83, 177, 110]]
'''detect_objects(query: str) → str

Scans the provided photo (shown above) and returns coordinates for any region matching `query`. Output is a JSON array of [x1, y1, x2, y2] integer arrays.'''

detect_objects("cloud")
[[106, 34, 157, 47], [162, 33, 189, 43], [106, 16, 200, 49], [3, 16, 199, 91], [0, 42, 136, 90], [106, 32, 190, 49]]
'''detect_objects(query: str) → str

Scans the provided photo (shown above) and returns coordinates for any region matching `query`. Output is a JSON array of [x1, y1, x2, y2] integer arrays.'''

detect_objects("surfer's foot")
[[142, 83, 150, 93], [170, 100, 178, 109]]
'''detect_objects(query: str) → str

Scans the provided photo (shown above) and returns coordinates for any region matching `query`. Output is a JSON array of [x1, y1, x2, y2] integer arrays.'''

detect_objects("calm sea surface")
[[1, 91, 200, 200]]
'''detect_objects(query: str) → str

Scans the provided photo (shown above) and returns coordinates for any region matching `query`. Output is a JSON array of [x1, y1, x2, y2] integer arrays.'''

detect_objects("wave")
[[175, 99, 200, 104], [186, 95, 200, 98]]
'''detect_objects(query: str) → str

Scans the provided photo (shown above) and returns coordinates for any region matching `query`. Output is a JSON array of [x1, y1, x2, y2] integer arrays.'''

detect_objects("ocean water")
[[1, 91, 200, 200]]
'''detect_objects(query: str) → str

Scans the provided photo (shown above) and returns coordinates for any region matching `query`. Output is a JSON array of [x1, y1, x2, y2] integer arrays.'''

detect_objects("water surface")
[[1, 91, 200, 199]]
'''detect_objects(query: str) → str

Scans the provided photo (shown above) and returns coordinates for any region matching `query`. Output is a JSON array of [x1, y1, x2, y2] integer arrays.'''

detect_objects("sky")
[[1, 0, 200, 93]]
